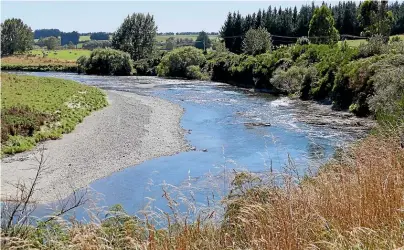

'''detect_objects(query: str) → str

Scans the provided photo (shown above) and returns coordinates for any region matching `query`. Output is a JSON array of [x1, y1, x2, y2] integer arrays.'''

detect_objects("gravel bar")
[[1, 90, 190, 203]]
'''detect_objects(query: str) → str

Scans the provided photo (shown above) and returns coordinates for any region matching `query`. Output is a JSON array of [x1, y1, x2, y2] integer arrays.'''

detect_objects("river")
[[10, 72, 374, 220]]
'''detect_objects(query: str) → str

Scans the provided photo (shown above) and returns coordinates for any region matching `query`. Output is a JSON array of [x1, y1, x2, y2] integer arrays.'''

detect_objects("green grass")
[[339, 34, 404, 47], [79, 35, 91, 41], [29, 49, 91, 60], [1, 73, 108, 155]]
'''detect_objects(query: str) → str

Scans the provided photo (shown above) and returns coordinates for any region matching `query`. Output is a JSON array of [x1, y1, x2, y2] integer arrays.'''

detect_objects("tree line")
[[220, 0, 404, 52]]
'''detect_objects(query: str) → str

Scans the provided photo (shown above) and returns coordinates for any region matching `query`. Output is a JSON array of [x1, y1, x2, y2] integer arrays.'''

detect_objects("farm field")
[[1, 73, 107, 154], [339, 34, 404, 47], [79, 35, 91, 41], [29, 49, 91, 60]]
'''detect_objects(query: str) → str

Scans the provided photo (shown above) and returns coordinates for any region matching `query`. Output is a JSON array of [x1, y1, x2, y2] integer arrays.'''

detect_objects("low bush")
[[357, 35, 389, 58], [82, 40, 112, 50], [270, 66, 307, 95], [368, 66, 404, 124], [133, 52, 166, 76], [157, 46, 206, 79], [1, 106, 53, 143], [77, 48, 134, 76]]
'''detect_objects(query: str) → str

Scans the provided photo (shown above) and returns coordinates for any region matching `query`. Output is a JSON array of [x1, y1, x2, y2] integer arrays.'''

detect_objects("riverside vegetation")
[[1, 73, 108, 154], [2, 1, 404, 249]]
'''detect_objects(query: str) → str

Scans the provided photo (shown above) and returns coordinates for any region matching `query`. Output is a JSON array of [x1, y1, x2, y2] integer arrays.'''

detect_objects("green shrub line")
[[4, 39, 404, 119], [1, 73, 108, 155]]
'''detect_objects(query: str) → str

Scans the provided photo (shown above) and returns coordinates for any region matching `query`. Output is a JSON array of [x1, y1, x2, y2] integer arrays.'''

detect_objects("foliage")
[[1, 18, 33, 56], [42, 36, 60, 50], [157, 46, 206, 79], [112, 13, 157, 61], [77, 48, 133, 76], [270, 66, 307, 95], [358, 0, 394, 38], [82, 40, 111, 50], [165, 37, 176, 50], [90, 32, 109, 40], [212, 40, 228, 52], [219, 1, 404, 50], [1, 74, 107, 154], [195, 31, 212, 50], [308, 5, 340, 44], [296, 36, 310, 45], [391, 35, 402, 43], [357, 35, 388, 58], [368, 66, 404, 122], [132, 52, 165, 76], [61, 31, 80, 45], [242, 27, 272, 55], [33, 29, 61, 39]]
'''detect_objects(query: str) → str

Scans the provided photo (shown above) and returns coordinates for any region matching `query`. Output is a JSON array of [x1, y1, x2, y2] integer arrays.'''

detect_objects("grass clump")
[[1, 73, 108, 155]]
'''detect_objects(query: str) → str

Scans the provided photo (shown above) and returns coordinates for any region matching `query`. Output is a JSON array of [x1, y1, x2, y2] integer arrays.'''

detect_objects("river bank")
[[1, 90, 190, 203]]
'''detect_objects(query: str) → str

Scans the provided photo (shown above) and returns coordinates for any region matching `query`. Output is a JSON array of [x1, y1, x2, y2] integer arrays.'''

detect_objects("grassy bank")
[[1, 73, 108, 155]]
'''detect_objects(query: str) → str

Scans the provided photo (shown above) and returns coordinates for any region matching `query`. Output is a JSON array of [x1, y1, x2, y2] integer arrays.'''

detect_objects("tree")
[[358, 0, 394, 38], [90, 32, 110, 40], [43, 36, 60, 50], [220, 12, 234, 51], [112, 13, 157, 61], [157, 46, 206, 79], [67, 41, 75, 49], [195, 31, 211, 51], [242, 27, 272, 55], [1, 18, 33, 56], [61, 31, 79, 45], [212, 40, 228, 52], [308, 5, 340, 44], [34, 29, 61, 39], [165, 37, 176, 50]]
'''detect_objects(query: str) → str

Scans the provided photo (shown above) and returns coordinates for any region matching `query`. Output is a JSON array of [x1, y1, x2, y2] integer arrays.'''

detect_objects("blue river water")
[[10, 72, 371, 220]]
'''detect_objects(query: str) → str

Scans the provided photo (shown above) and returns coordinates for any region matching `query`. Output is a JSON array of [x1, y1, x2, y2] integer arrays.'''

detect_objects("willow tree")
[[112, 13, 157, 61]]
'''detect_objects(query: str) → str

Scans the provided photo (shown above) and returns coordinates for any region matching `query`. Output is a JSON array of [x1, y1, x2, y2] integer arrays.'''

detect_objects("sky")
[[2, 1, 359, 33]]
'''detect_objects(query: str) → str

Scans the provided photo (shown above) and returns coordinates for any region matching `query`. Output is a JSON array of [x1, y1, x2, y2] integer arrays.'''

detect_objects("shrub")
[[82, 40, 112, 50], [368, 66, 404, 121], [185, 65, 204, 80], [133, 52, 165, 76], [358, 35, 388, 58], [390, 36, 402, 43], [242, 28, 272, 56], [296, 36, 310, 45], [157, 47, 206, 79], [77, 48, 133, 76], [1, 106, 52, 143], [270, 66, 307, 95]]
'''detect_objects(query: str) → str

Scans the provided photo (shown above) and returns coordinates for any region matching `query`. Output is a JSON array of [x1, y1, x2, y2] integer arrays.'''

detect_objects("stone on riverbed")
[[244, 122, 271, 128]]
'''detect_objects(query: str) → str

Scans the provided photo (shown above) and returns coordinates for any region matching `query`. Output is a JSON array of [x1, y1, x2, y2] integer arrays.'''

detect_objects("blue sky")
[[2, 1, 356, 33]]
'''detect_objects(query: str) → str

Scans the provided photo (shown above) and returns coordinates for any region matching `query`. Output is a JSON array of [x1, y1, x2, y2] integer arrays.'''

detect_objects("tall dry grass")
[[2, 130, 403, 249]]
